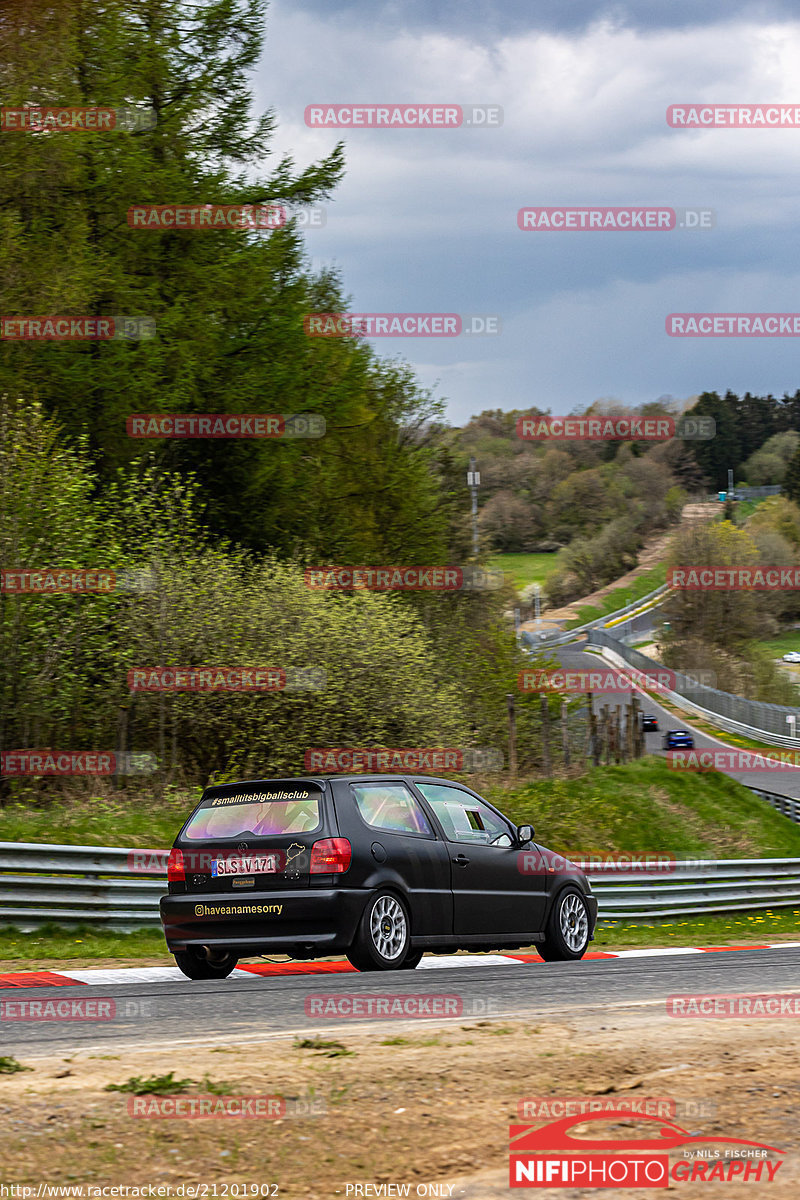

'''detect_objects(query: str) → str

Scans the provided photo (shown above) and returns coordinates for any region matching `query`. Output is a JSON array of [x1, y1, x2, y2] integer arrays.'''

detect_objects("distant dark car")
[[160, 775, 598, 979], [663, 729, 695, 749], [641, 714, 659, 732]]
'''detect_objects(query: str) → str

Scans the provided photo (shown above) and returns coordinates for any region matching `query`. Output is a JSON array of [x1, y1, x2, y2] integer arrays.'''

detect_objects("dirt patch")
[[2, 1002, 798, 1197], [533, 502, 717, 626], [646, 790, 760, 857]]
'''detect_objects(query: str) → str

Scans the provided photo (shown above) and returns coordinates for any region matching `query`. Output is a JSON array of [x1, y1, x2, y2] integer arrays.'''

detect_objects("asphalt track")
[[556, 642, 800, 798], [3, 946, 798, 1058]]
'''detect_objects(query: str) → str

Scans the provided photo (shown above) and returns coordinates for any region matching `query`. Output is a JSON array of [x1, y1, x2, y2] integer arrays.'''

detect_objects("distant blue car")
[[663, 729, 695, 750]]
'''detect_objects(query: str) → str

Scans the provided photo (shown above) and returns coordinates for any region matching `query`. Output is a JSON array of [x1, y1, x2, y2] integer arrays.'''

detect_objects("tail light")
[[167, 847, 185, 882], [310, 838, 351, 874]]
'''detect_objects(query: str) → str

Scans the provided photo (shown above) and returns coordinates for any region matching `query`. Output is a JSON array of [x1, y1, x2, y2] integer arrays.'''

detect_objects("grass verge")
[[487, 756, 800, 859], [594, 907, 800, 949], [0, 924, 168, 965], [565, 564, 666, 629], [2, 758, 796, 860], [760, 629, 800, 658], [0, 787, 198, 846], [487, 551, 560, 594]]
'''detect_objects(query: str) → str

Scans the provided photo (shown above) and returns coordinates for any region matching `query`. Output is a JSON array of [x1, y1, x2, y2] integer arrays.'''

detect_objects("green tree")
[[0, 2, 453, 562], [663, 520, 762, 649], [784, 441, 800, 505], [686, 391, 742, 488]]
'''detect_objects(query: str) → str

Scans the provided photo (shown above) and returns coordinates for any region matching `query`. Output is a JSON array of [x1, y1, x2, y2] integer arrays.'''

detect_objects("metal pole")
[[468, 457, 480, 556]]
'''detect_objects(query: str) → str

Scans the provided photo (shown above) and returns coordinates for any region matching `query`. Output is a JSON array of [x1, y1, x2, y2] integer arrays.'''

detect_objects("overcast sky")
[[256, 0, 800, 425]]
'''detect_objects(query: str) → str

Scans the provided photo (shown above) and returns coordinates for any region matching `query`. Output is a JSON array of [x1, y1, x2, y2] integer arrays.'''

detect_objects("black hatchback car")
[[160, 776, 598, 978]]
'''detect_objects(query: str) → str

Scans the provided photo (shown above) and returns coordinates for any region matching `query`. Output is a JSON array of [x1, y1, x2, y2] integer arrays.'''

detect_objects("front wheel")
[[346, 892, 419, 971], [173, 948, 239, 979], [537, 888, 590, 961]]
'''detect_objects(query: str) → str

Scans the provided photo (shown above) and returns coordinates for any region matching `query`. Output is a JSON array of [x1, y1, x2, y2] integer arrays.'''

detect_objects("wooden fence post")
[[506, 692, 517, 779]]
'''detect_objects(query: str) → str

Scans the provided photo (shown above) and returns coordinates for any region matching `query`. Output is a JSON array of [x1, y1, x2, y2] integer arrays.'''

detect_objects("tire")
[[537, 887, 590, 961], [173, 947, 239, 980], [346, 891, 419, 971]]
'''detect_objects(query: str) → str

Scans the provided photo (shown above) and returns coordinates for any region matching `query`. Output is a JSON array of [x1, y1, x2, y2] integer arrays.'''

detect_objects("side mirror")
[[516, 824, 534, 845]]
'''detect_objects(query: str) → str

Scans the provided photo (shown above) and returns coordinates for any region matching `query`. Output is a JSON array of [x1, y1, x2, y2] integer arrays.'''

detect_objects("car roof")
[[202, 775, 478, 789]]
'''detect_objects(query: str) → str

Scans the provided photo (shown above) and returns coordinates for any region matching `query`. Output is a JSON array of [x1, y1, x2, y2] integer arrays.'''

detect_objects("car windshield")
[[183, 791, 321, 840]]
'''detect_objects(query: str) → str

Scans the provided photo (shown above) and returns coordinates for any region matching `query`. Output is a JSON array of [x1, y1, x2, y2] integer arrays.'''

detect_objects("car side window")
[[351, 783, 434, 837], [415, 783, 513, 847]]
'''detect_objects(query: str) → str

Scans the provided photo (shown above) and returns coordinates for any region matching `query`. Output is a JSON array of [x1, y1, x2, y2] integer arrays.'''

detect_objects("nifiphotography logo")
[[508, 1110, 784, 1187]]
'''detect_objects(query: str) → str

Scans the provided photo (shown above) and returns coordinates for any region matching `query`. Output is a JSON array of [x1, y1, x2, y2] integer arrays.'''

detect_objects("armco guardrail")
[[0, 842, 165, 931], [520, 583, 670, 648], [0, 842, 798, 929], [588, 628, 800, 745], [749, 789, 800, 825], [588, 859, 800, 919]]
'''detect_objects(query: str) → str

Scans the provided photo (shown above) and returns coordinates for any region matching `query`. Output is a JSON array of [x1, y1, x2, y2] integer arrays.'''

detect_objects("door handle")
[[452, 854, 470, 866]]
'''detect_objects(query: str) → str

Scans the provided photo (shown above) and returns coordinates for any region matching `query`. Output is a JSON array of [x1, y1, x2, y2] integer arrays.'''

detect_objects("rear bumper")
[[160, 887, 366, 955]]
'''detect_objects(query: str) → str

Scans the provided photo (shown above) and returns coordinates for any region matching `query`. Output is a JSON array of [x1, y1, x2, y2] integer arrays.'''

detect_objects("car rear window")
[[183, 786, 322, 841]]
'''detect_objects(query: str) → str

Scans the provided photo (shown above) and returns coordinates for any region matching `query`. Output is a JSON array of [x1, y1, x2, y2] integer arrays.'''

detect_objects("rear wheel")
[[173, 948, 239, 979], [537, 888, 590, 961], [346, 892, 421, 971]]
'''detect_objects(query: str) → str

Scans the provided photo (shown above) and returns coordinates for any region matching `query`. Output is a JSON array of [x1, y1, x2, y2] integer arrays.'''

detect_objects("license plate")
[[211, 854, 279, 877]]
